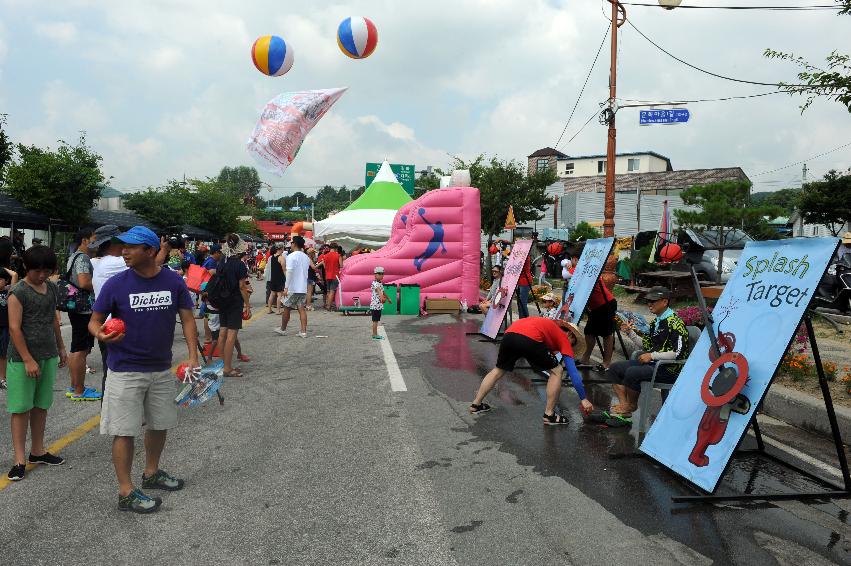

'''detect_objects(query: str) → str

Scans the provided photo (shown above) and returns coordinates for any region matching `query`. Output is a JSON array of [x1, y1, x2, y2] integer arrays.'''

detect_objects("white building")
[[528, 147, 673, 178]]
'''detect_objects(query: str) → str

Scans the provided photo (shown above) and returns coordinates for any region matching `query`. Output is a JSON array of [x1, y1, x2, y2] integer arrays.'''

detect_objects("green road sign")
[[365, 163, 416, 196]]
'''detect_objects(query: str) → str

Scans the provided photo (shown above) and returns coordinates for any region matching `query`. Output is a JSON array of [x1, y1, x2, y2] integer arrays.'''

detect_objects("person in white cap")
[[370, 267, 387, 340]]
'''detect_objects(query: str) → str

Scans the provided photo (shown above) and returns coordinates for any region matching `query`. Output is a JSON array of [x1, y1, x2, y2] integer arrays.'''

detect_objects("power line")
[[554, 25, 610, 149], [615, 91, 782, 106], [619, 2, 841, 10], [562, 109, 602, 149], [625, 17, 809, 88], [752, 141, 851, 177]]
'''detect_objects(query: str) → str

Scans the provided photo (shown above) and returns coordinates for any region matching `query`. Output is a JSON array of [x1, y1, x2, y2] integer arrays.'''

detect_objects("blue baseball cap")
[[117, 226, 160, 250]]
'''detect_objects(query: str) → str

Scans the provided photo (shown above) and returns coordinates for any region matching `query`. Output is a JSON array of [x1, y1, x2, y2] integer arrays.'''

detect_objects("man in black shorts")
[[469, 317, 592, 425], [576, 278, 617, 371]]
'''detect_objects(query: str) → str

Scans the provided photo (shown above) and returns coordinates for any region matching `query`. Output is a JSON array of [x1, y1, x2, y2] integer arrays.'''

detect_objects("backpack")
[[205, 261, 236, 309], [56, 252, 94, 313]]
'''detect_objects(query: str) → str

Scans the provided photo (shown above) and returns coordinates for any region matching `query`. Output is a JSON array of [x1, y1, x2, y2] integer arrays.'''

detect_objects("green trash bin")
[[399, 284, 421, 315], [383, 283, 399, 315]]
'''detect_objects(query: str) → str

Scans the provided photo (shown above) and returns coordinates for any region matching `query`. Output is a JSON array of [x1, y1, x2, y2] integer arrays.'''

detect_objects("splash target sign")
[[640, 237, 840, 492]]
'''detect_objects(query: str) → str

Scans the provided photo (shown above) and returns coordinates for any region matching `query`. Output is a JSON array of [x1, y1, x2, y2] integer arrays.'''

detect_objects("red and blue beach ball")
[[251, 35, 294, 77], [336, 17, 378, 59]]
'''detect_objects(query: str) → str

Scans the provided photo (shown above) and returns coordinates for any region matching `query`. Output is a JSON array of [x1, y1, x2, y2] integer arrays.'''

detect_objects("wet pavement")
[[398, 315, 851, 565]]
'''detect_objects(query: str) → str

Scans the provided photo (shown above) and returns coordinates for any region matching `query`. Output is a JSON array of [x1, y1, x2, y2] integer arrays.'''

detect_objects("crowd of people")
[[0, 224, 382, 513]]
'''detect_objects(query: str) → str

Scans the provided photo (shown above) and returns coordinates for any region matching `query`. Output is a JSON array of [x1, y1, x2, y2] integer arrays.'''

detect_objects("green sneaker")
[[118, 488, 162, 513], [142, 469, 185, 491]]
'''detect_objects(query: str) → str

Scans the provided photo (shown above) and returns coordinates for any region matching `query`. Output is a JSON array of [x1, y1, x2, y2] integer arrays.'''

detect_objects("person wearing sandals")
[[469, 317, 593, 425], [217, 233, 251, 378], [575, 278, 617, 372], [607, 286, 688, 421], [6, 246, 68, 481], [88, 226, 199, 513]]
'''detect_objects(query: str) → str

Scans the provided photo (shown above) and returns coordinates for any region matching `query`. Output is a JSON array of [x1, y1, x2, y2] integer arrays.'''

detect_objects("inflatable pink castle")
[[338, 186, 481, 309]]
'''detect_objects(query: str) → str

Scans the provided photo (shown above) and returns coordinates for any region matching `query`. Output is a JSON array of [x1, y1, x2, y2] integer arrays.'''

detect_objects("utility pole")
[[802, 163, 808, 186], [601, 0, 627, 286]]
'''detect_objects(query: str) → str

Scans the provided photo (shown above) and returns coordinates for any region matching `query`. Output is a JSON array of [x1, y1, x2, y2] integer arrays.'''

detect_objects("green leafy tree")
[[765, 3, 851, 113], [750, 188, 800, 214], [797, 169, 851, 236], [4, 133, 105, 226], [675, 180, 783, 283], [0, 115, 13, 187], [217, 166, 263, 203], [570, 221, 602, 242], [189, 178, 250, 234], [123, 181, 195, 229], [452, 155, 557, 243]]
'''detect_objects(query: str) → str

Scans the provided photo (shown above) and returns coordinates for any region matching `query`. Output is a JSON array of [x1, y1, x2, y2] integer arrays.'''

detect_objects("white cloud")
[[356, 115, 416, 142], [34, 21, 77, 43]]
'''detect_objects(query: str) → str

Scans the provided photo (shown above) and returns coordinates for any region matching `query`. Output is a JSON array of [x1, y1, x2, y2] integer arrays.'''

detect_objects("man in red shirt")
[[516, 255, 533, 318], [470, 318, 593, 425], [316, 244, 343, 310], [576, 278, 617, 371]]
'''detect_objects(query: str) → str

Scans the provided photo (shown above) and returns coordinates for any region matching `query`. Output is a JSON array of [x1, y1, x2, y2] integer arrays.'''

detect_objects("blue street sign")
[[639, 108, 690, 125]]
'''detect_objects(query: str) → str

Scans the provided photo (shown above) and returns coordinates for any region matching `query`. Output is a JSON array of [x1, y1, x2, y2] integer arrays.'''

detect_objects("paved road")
[[1, 296, 850, 565]]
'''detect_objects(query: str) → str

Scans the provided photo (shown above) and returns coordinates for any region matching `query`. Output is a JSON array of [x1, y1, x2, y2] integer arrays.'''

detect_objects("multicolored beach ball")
[[251, 35, 294, 77], [336, 17, 378, 59]]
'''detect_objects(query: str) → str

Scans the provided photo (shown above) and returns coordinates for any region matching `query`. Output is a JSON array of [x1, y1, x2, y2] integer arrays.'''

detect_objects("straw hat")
[[556, 320, 586, 359], [222, 235, 249, 257], [541, 293, 556, 302], [842, 232, 851, 245]]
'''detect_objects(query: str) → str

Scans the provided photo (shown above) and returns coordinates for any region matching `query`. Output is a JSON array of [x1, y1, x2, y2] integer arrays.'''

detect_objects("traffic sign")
[[365, 163, 416, 195], [639, 108, 690, 126]]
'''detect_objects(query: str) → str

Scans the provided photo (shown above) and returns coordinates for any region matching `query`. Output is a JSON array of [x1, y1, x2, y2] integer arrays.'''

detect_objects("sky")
[[0, 0, 849, 200]]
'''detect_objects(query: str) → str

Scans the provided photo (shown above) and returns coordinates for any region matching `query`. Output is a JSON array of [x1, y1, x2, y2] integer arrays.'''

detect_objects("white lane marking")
[[377, 326, 407, 392], [755, 432, 844, 479]]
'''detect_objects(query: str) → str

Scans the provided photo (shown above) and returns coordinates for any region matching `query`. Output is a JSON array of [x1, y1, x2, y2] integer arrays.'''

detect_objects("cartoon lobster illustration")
[[688, 303, 752, 468]]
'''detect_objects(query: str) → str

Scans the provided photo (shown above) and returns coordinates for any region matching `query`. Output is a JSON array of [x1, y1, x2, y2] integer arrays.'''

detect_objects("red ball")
[[488, 245, 498, 255], [175, 363, 189, 381], [242, 310, 251, 320], [103, 318, 126, 335], [660, 243, 683, 263], [547, 242, 563, 256]]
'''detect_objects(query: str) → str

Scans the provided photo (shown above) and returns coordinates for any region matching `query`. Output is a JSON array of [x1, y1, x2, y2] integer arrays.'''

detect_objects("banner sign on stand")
[[563, 237, 615, 324], [641, 237, 840, 493], [479, 239, 533, 339]]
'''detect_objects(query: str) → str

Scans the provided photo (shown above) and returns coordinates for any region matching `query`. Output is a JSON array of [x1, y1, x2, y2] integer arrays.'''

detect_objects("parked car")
[[678, 228, 753, 283]]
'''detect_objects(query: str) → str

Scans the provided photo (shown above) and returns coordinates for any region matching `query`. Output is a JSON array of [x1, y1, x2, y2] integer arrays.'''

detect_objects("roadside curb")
[[585, 379, 851, 446], [761, 384, 851, 443]]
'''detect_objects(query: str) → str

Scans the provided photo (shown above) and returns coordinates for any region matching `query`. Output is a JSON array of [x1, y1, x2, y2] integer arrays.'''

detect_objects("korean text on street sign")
[[639, 108, 690, 126]]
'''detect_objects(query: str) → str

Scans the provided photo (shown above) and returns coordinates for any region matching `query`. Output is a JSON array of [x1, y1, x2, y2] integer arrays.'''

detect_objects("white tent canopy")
[[313, 161, 412, 248]]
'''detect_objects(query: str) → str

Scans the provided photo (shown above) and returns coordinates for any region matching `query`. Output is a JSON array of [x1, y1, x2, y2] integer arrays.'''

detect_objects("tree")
[[765, 3, 851, 113], [123, 181, 195, 229], [750, 188, 800, 215], [797, 169, 851, 236], [674, 180, 783, 283], [4, 133, 105, 226], [0, 115, 12, 187], [217, 166, 263, 203], [570, 221, 602, 242], [452, 155, 557, 242], [189, 178, 250, 234]]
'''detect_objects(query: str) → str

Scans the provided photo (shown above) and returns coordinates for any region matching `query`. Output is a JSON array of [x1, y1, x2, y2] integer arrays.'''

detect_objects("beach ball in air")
[[337, 17, 378, 59], [251, 35, 294, 77]]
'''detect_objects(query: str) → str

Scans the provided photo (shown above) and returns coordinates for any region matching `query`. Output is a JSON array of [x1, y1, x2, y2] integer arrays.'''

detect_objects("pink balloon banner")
[[246, 87, 347, 176]]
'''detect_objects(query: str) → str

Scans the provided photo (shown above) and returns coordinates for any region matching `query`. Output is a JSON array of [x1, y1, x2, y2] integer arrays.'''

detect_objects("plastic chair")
[[636, 325, 701, 435]]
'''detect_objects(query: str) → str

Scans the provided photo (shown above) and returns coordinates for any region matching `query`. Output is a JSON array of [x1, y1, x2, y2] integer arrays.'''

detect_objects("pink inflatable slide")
[[338, 186, 481, 309]]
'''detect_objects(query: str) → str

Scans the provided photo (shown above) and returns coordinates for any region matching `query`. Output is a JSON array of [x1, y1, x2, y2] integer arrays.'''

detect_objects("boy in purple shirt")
[[88, 226, 199, 514]]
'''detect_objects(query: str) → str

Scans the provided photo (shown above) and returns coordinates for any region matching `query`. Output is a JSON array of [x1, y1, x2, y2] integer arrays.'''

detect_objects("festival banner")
[[246, 87, 347, 176], [479, 239, 533, 339], [641, 237, 840, 493], [563, 237, 615, 324]]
